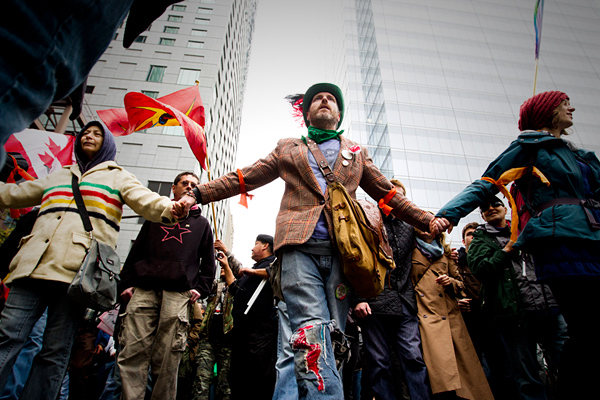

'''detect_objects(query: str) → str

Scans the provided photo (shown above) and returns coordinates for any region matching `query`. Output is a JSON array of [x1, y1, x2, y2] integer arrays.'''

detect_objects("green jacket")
[[467, 229, 524, 324], [438, 131, 600, 249]]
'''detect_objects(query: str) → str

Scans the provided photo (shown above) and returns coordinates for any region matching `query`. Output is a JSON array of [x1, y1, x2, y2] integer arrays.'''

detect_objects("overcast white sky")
[[226, 0, 339, 265]]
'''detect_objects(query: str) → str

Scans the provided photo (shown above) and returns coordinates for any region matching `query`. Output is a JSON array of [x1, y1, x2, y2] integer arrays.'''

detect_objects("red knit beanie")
[[518, 91, 569, 131]]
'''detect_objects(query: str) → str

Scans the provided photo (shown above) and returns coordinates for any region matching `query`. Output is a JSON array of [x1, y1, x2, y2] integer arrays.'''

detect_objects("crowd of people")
[[0, 74, 599, 400], [0, 1, 596, 399]]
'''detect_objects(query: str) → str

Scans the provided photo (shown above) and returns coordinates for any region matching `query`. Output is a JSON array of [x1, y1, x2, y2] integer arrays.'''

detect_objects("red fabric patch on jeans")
[[292, 325, 324, 391]]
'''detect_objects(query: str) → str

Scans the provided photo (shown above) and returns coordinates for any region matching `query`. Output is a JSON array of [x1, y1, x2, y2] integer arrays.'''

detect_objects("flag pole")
[[193, 80, 219, 240], [532, 0, 545, 96], [204, 155, 219, 240], [533, 59, 539, 96]]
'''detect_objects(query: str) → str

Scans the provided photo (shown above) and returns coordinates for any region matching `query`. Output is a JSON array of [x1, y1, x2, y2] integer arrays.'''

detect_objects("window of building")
[[191, 29, 207, 37], [177, 68, 201, 84], [167, 15, 183, 22], [171, 4, 186, 11], [159, 38, 175, 46], [134, 35, 147, 43], [138, 180, 172, 223], [141, 90, 159, 99], [114, 33, 118, 40], [194, 18, 210, 25], [85, 85, 95, 94], [148, 181, 173, 196], [197, 7, 213, 14], [187, 41, 204, 49], [146, 65, 166, 82], [164, 26, 179, 34], [162, 126, 184, 136]]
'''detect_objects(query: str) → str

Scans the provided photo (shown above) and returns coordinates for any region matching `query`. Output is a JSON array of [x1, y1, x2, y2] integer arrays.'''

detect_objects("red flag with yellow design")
[[97, 86, 207, 169]]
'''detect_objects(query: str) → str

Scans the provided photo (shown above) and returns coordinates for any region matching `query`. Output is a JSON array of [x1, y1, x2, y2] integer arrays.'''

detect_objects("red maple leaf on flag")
[[39, 152, 55, 170]]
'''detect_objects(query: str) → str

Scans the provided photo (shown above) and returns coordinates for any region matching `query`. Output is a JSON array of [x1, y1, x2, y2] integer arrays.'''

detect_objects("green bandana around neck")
[[302, 126, 344, 145]]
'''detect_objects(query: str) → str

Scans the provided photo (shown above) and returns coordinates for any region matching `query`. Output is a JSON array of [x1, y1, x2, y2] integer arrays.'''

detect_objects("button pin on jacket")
[[341, 150, 352, 160], [342, 160, 349, 167]]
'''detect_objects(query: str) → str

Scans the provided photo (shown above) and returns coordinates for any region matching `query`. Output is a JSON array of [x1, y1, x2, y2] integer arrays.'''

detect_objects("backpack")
[[328, 182, 395, 298]]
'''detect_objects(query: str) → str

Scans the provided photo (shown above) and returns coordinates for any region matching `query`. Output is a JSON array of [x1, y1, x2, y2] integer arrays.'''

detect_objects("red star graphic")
[[160, 223, 191, 243]]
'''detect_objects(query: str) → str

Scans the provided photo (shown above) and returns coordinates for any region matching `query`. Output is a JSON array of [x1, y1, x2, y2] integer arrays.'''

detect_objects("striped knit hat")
[[518, 91, 569, 131]]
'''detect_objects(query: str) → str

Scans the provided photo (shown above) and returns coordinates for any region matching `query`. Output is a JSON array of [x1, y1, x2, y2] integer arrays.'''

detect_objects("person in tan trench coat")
[[411, 228, 493, 400]]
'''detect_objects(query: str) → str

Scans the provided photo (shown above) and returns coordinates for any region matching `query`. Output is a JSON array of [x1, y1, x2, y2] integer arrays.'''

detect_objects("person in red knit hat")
[[436, 91, 600, 399]]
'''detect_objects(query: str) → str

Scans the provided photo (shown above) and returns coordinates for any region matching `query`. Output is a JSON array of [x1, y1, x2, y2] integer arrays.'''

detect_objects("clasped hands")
[[171, 192, 198, 219]]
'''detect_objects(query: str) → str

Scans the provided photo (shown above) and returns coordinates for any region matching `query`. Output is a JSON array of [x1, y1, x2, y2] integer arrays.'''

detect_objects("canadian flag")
[[4, 129, 76, 179]]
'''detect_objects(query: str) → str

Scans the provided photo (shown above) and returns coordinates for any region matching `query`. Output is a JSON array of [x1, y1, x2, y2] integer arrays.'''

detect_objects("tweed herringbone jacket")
[[198, 136, 433, 252]]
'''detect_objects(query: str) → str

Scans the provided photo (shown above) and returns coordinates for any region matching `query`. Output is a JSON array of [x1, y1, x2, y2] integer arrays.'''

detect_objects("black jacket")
[[355, 215, 417, 315], [118, 206, 215, 296], [230, 254, 277, 330]]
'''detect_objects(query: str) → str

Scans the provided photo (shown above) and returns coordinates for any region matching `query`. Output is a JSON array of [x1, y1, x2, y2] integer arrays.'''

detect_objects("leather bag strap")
[[306, 138, 337, 184], [71, 174, 93, 233]]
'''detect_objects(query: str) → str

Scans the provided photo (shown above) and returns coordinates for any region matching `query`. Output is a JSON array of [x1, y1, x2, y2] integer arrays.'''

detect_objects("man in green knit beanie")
[[186, 82, 450, 399]]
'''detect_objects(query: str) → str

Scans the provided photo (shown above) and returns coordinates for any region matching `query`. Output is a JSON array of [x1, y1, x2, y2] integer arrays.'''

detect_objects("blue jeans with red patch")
[[280, 243, 350, 400]]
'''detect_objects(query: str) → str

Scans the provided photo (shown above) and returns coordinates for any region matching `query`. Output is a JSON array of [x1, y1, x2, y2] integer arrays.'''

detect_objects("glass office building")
[[335, 0, 600, 242]]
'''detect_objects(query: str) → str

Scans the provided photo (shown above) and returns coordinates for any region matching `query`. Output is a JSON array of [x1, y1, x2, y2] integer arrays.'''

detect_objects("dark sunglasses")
[[480, 201, 504, 212]]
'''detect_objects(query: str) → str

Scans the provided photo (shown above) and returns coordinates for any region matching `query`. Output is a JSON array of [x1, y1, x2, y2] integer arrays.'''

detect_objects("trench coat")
[[411, 248, 493, 399]]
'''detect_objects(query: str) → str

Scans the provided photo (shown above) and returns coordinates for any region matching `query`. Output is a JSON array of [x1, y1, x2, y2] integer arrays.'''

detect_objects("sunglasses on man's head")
[[480, 201, 504, 212]]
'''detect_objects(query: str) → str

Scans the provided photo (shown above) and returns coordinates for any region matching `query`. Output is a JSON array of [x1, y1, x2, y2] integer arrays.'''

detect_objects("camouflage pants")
[[192, 340, 232, 400]]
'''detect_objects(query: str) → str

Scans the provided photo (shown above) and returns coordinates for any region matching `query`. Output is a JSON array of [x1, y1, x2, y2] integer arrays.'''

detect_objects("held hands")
[[172, 195, 196, 219], [429, 217, 451, 236], [354, 302, 372, 318], [435, 274, 451, 287]]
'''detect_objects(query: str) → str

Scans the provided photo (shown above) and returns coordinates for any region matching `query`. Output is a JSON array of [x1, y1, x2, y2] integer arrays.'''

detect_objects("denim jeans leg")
[[323, 253, 350, 332], [0, 281, 48, 391], [281, 248, 349, 400], [0, 310, 47, 400], [19, 284, 83, 400], [273, 301, 298, 400]]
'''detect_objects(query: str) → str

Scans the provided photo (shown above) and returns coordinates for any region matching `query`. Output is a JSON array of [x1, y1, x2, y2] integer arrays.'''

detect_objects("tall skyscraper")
[[335, 0, 600, 241], [83, 0, 257, 259]]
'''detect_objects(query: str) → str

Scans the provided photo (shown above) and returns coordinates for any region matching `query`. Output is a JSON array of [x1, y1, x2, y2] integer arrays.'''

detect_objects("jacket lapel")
[[294, 140, 324, 196]]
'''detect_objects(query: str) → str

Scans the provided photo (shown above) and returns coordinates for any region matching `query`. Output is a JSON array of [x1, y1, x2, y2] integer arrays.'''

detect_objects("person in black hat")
[[226, 234, 277, 400], [184, 83, 450, 399]]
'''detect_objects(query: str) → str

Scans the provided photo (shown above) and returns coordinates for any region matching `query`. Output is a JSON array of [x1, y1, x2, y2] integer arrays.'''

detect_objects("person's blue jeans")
[[272, 301, 298, 400], [360, 306, 429, 400], [0, 279, 84, 400], [280, 245, 350, 400], [0, 0, 135, 165], [0, 310, 47, 400]]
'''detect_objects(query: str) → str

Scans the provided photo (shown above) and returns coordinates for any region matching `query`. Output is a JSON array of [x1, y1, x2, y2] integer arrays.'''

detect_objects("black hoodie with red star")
[[118, 206, 215, 297]]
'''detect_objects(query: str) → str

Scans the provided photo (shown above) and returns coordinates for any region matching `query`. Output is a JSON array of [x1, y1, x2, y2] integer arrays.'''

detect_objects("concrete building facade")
[[83, 0, 257, 259]]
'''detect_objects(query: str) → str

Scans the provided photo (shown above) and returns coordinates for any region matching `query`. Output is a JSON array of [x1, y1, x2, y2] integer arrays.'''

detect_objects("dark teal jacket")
[[437, 131, 600, 249]]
